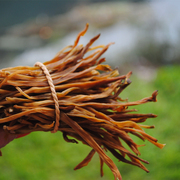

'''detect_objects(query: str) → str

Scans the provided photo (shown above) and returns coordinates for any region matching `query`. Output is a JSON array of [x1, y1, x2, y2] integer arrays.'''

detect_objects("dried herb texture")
[[0, 24, 165, 180]]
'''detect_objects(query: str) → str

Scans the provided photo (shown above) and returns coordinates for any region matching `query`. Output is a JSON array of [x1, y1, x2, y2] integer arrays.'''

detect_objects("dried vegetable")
[[0, 24, 165, 180]]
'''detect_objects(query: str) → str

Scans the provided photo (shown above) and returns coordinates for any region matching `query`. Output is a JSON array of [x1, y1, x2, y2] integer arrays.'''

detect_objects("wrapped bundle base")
[[0, 24, 165, 180]]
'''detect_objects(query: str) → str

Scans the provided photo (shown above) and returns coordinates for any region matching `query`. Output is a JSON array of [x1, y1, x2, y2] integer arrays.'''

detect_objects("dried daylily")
[[0, 24, 165, 180]]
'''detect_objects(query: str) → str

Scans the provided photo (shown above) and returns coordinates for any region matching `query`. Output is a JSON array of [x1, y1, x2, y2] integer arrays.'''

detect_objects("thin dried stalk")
[[0, 24, 165, 180]]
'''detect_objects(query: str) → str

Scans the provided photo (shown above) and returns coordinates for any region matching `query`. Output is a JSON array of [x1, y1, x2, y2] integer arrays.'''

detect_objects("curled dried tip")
[[126, 71, 132, 79], [140, 125, 155, 129], [151, 90, 158, 102], [107, 42, 115, 47], [73, 23, 89, 48], [124, 71, 132, 85], [159, 143, 166, 149], [148, 113, 158, 118]]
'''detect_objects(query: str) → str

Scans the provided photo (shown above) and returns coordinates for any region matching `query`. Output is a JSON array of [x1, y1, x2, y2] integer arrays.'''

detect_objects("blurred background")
[[0, 0, 179, 179]]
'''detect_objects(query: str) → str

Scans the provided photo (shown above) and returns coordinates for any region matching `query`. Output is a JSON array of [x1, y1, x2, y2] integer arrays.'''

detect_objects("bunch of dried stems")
[[0, 24, 164, 180]]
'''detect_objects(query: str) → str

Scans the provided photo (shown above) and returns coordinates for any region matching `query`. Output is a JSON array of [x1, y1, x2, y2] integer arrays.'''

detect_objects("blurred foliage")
[[154, 65, 180, 101], [136, 39, 173, 65], [134, 39, 180, 66], [0, 65, 179, 180]]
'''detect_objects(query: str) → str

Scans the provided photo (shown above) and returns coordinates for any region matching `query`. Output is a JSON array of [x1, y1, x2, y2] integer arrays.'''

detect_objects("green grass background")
[[0, 65, 179, 180]]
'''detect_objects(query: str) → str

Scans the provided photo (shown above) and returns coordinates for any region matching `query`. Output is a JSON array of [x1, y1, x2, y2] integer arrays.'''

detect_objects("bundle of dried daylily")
[[0, 24, 164, 180]]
